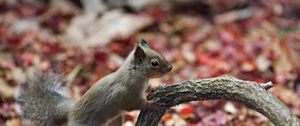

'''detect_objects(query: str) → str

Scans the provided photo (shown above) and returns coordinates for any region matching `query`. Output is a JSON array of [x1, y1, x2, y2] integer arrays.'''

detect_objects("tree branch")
[[135, 75, 300, 126]]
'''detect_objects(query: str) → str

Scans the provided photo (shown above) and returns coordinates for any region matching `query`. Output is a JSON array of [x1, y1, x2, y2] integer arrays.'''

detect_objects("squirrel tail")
[[15, 72, 76, 126]]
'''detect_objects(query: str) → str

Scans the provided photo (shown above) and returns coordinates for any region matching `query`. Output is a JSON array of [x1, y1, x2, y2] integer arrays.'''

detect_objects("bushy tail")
[[15, 72, 76, 126]]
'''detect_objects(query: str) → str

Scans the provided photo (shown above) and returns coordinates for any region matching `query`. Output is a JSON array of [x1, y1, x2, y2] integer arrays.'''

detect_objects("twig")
[[260, 81, 273, 90]]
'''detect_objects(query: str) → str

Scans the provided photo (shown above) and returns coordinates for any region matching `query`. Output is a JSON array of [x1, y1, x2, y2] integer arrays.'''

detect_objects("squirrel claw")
[[156, 84, 166, 90]]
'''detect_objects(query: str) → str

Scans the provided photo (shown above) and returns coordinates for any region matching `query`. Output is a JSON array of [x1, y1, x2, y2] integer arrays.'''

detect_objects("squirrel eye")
[[151, 59, 159, 67]]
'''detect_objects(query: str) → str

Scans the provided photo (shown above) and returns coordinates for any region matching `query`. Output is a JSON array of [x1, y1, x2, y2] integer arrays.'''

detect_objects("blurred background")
[[0, 0, 300, 126]]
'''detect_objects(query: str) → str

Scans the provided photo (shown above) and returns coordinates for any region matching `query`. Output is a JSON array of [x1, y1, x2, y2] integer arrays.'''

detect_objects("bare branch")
[[135, 76, 300, 126]]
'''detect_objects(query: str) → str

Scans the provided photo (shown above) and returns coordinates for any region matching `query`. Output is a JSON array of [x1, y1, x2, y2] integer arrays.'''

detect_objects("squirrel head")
[[132, 39, 172, 78]]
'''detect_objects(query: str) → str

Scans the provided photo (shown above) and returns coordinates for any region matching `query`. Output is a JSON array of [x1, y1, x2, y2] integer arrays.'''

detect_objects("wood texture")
[[135, 76, 300, 126]]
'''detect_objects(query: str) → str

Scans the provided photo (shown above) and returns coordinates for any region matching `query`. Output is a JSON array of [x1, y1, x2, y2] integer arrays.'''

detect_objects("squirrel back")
[[15, 72, 75, 126]]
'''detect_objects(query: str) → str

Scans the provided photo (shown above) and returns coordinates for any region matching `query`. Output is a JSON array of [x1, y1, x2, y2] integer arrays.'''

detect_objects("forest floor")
[[0, 0, 300, 126]]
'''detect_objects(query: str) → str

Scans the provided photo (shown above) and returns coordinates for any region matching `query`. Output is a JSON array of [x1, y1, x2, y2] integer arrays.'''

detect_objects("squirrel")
[[15, 39, 172, 126]]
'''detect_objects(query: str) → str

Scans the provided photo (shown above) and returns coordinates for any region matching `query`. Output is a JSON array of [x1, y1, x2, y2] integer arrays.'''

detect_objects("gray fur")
[[15, 72, 76, 126], [69, 51, 150, 126]]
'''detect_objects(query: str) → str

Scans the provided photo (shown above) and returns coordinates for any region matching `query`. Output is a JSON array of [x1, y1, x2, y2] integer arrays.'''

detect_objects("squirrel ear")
[[133, 45, 146, 64], [139, 38, 148, 47]]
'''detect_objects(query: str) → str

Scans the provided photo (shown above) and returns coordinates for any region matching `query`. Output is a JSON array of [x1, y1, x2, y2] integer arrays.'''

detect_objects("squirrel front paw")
[[147, 84, 166, 92]]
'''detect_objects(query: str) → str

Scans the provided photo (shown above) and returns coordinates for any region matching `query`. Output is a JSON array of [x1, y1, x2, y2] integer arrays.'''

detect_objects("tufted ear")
[[139, 38, 148, 47], [133, 44, 146, 65]]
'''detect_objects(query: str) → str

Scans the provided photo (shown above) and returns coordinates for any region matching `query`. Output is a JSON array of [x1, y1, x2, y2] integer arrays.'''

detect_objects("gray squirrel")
[[15, 39, 172, 126]]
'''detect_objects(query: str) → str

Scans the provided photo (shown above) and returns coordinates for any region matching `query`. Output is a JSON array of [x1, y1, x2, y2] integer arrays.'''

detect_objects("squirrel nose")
[[167, 64, 172, 72]]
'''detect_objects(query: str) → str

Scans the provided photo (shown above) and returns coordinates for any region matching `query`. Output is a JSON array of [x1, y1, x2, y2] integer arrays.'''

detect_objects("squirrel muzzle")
[[161, 63, 172, 74]]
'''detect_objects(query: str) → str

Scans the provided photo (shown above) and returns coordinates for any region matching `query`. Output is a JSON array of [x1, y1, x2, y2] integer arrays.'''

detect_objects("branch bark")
[[135, 75, 300, 126]]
